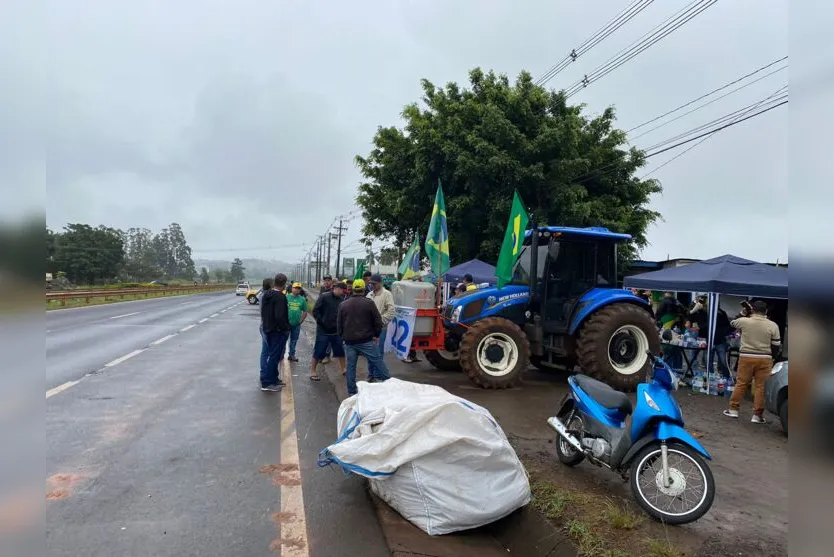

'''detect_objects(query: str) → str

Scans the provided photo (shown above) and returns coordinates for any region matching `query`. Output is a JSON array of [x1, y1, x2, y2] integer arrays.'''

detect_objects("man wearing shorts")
[[310, 281, 346, 381]]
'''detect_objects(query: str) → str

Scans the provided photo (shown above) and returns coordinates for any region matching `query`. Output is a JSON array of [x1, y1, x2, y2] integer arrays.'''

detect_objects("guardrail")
[[46, 285, 235, 306]]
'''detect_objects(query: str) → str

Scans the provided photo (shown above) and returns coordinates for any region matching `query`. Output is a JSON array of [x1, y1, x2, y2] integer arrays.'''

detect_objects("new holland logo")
[[488, 292, 529, 307]]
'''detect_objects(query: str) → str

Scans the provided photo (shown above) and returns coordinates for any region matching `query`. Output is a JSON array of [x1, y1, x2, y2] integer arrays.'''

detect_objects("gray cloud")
[[14, 0, 794, 264]]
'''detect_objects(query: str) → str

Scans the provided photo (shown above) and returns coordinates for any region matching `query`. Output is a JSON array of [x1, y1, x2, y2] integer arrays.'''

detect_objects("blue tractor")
[[427, 226, 659, 391]]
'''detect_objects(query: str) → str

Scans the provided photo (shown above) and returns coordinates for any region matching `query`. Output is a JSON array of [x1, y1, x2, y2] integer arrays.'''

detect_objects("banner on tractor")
[[386, 306, 417, 360]]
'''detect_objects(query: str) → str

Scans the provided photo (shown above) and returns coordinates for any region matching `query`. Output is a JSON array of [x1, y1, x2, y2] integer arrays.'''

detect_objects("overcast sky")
[[12, 0, 799, 264]]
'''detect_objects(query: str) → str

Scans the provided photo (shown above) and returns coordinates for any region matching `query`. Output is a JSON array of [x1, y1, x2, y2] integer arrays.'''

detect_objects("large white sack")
[[318, 378, 531, 535]]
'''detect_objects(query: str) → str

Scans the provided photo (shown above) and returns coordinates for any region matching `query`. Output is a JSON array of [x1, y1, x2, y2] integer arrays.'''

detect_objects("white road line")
[[46, 380, 80, 399], [179, 324, 196, 332], [198, 318, 209, 323], [110, 311, 141, 320], [279, 359, 310, 556], [150, 334, 176, 346], [104, 349, 144, 367], [210, 313, 219, 318]]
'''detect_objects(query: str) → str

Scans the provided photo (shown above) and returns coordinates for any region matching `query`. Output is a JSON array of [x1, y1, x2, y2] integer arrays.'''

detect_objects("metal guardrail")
[[46, 285, 234, 306]]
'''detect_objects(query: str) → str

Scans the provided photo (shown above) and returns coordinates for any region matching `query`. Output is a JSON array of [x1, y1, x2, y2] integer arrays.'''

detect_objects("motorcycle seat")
[[574, 374, 633, 415]]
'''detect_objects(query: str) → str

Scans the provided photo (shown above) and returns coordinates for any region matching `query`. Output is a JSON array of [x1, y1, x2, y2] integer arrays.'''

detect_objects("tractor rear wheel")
[[460, 317, 529, 389], [424, 349, 462, 371], [576, 304, 659, 392]]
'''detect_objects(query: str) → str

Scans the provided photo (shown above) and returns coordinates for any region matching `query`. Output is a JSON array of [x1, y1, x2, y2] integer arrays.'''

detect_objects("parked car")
[[235, 283, 250, 296], [765, 360, 788, 435]]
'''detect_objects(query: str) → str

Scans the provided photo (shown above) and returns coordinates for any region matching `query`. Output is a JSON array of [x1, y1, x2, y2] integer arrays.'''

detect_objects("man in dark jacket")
[[260, 273, 291, 392], [310, 282, 346, 380], [338, 279, 390, 395]]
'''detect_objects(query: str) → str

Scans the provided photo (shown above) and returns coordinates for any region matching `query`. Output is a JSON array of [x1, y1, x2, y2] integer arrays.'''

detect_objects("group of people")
[[257, 271, 396, 397], [650, 291, 782, 424]]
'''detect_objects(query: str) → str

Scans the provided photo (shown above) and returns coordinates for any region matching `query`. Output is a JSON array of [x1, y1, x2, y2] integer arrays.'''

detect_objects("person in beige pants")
[[724, 300, 782, 423]]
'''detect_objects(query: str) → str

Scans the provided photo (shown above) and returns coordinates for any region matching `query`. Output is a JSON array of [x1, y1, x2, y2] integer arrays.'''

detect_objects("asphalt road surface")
[[46, 293, 389, 557]]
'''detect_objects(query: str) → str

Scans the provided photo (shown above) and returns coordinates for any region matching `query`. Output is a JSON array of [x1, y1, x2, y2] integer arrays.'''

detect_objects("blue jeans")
[[288, 325, 301, 358], [259, 326, 268, 378], [368, 327, 388, 380], [345, 340, 390, 395], [261, 330, 289, 387], [712, 342, 730, 376]]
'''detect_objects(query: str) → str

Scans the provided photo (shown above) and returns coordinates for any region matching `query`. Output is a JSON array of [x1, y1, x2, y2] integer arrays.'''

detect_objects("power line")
[[536, 0, 655, 86], [564, 0, 717, 98], [627, 56, 788, 133]]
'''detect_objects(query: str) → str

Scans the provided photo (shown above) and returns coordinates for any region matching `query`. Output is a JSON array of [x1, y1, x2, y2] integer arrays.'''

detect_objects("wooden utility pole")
[[334, 218, 348, 278]]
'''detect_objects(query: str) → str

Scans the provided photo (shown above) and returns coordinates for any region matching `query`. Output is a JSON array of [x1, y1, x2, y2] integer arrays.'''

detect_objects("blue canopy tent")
[[444, 259, 497, 285], [624, 255, 788, 390]]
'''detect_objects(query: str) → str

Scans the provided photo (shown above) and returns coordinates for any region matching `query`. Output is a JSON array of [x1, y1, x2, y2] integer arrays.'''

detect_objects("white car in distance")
[[235, 283, 250, 296]]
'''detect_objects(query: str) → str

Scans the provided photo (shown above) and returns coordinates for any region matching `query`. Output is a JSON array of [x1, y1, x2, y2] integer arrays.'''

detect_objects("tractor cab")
[[512, 226, 628, 335]]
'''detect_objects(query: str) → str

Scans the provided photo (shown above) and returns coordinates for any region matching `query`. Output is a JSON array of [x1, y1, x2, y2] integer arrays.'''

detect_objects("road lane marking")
[[150, 334, 176, 346], [46, 380, 80, 399], [279, 359, 309, 556], [198, 318, 209, 323], [179, 324, 196, 332], [104, 349, 144, 367], [210, 313, 219, 318], [110, 312, 141, 320], [179, 301, 193, 305]]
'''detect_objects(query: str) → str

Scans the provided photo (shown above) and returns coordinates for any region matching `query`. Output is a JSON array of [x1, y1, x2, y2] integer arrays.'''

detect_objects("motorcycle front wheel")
[[629, 442, 715, 525]]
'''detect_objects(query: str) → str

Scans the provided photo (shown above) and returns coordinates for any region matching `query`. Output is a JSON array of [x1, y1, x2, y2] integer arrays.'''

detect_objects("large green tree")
[[51, 224, 124, 285], [229, 258, 246, 283], [356, 68, 661, 265]]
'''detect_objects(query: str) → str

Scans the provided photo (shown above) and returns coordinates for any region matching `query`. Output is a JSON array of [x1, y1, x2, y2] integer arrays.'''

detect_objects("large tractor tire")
[[460, 317, 530, 389], [424, 349, 462, 371], [576, 303, 659, 392]]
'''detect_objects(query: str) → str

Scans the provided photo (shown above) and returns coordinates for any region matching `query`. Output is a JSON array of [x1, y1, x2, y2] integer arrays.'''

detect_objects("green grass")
[[643, 538, 681, 557], [603, 500, 644, 531], [531, 481, 592, 520]]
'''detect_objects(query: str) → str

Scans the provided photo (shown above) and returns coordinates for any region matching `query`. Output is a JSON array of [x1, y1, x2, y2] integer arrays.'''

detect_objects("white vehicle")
[[235, 283, 250, 296]]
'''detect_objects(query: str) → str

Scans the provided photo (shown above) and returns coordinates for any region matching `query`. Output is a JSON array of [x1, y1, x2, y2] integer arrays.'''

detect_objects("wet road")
[[45, 297, 389, 557]]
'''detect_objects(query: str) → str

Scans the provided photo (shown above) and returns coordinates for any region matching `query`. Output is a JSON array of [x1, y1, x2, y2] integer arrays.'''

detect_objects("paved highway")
[[45, 293, 389, 557]]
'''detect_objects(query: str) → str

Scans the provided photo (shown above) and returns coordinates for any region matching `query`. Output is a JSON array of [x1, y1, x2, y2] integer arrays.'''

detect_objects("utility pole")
[[334, 218, 348, 278], [326, 230, 332, 279], [316, 236, 323, 284]]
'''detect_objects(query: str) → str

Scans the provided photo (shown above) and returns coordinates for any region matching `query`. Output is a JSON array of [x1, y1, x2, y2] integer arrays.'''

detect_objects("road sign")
[[343, 258, 355, 278]]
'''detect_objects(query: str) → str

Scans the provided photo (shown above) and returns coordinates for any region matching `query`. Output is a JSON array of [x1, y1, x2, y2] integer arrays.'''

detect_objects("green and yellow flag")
[[353, 260, 366, 281], [425, 180, 450, 277], [398, 234, 421, 279], [495, 191, 530, 288]]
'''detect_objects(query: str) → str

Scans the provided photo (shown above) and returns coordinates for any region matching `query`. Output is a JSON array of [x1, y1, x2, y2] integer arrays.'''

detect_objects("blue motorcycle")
[[548, 351, 715, 524]]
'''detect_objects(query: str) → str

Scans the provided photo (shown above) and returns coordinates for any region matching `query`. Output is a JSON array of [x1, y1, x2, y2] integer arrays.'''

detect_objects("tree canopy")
[[356, 68, 661, 265]]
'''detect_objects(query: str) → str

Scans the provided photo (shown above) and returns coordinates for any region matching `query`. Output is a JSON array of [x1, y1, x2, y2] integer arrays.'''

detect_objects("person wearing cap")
[[319, 275, 333, 294], [724, 300, 782, 423], [286, 282, 308, 362], [311, 281, 347, 380], [366, 274, 395, 381], [338, 279, 390, 395]]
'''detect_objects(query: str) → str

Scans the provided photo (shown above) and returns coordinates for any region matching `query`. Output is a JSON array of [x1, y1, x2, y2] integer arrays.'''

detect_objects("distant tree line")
[[46, 223, 201, 285]]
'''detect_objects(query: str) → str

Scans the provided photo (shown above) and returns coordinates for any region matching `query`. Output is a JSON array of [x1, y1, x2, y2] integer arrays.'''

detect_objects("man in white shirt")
[[366, 274, 395, 382]]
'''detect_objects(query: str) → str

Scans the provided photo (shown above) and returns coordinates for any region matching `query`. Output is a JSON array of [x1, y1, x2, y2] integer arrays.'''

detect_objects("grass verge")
[[531, 480, 683, 557]]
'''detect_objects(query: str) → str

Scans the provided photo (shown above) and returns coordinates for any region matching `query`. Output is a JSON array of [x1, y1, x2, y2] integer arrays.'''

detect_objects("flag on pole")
[[425, 180, 450, 277], [353, 260, 366, 280], [398, 234, 421, 280], [495, 190, 530, 288]]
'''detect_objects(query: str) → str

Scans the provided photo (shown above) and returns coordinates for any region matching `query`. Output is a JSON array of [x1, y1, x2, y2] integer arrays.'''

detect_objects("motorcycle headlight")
[[451, 306, 463, 323], [771, 361, 786, 375]]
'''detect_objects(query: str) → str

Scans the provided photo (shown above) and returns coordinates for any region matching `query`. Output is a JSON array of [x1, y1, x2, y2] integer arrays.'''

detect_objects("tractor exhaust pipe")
[[547, 417, 583, 453], [529, 222, 539, 306]]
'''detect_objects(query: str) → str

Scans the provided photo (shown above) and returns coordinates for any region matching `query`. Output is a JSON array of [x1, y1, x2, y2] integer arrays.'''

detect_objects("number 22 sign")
[[386, 306, 417, 360]]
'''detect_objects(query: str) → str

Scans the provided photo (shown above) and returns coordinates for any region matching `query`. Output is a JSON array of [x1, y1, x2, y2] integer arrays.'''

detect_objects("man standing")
[[311, 282, 347, 381], [339, 279, 391, 396], [367, 274, 395, 381], [286, 282, 308, 362], [724, 300, 782, 423], [318, 275, 334, 362], [657, 291, 683, 330], [362, 270, 373, 294], [260, 274, 291, 392], [258, 277, 275, 383]]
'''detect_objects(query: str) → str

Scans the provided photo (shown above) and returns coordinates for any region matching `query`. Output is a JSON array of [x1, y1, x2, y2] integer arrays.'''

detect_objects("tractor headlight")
[[451, 305, 463, 323]]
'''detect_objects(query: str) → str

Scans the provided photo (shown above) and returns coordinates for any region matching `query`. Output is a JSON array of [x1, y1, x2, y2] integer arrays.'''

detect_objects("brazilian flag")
[[495, 191, 530, 288], [398, 234, 421, 280], [425, 180, 450, 277]]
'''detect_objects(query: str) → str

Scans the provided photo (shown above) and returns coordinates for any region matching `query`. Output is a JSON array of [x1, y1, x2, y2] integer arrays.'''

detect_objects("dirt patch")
[[271, 474, 302, 487], [269, 536, 306, 553], [46, 489, 69, 501], [271, 511, 297, 523], [259, 463, 298, 475]]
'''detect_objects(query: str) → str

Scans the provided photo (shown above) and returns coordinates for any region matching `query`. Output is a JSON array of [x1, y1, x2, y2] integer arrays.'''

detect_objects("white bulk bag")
[[318, 378, 531, 535]]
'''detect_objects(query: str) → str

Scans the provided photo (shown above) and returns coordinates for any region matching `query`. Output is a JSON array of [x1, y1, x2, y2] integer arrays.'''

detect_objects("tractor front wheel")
[[460, 317, 529, 389], [576, 304, 659, 392]]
